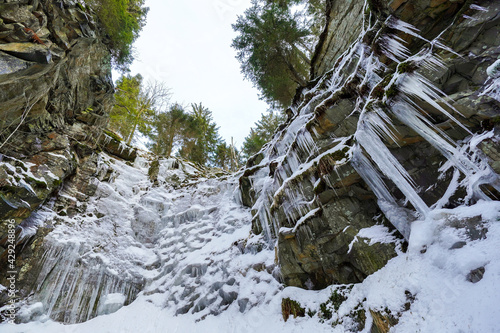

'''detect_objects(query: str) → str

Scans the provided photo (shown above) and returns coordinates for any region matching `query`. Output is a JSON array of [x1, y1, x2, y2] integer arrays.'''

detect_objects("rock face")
[[311, 0, 365, 79], [0, 0, 111, 228], [0, 0, 141, 230], [0, 0, 134, 311], [240, 0, 500, 289]]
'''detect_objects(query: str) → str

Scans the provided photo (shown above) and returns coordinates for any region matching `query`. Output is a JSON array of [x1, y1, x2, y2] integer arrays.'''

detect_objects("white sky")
[[123, 0, 268, 149]]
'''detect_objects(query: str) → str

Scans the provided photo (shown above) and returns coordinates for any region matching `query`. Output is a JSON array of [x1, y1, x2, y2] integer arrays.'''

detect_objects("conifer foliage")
[[109, 76, 240, 170], [231, 0, 317, 107], [242, 110, 284, 159], [83, 0, 149, 71]]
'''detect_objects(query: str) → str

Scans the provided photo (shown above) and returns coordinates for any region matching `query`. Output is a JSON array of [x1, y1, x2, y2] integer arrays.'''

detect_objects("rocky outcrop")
[[0, 0, 121, 231], [0, 0, 140, 309], [311, 0, 365, 79], [240, 0, 500, 289]]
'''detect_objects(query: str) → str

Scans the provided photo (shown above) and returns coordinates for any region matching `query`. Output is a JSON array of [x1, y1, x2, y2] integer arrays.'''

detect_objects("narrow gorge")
[[1, 0, 500, 332]]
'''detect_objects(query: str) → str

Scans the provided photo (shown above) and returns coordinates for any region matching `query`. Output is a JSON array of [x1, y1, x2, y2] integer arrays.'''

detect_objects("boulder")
[[0, 43, 51, 64]]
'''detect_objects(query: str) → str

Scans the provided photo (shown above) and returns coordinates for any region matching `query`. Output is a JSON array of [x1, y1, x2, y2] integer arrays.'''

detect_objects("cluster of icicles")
[[249, 3, 499, 243]]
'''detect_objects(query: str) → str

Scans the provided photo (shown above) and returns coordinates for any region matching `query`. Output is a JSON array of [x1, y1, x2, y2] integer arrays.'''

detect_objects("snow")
[[47, 152, 67, 159], [486, 59, 500, 78], [5, 200, 500, 332], [4, 152, 285, 325], [102, 293, 125, 305], [469, 130, 495, 150], [356, 225, 397, 246], [292, 207, 321, 232], [2, 297, 335, 333]]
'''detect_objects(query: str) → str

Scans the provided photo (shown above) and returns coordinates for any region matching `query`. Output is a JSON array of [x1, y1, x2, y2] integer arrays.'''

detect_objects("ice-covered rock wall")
[[0, 0, 138, 314], [240, 0, 500, 290]]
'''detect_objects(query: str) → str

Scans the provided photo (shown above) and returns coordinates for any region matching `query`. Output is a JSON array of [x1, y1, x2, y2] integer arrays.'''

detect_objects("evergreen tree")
[[109, 74, 170, 145], [178, 103, 222, 166], [84, 0, 149, 71], [149, 103, 189, 157], [214, 141, 241, 171], [232, 0, 312, 106], [242, 110, 284, 159], [214, 142, 231, 170], [242, 128, 267, 158], [109, 80, 236, 169]]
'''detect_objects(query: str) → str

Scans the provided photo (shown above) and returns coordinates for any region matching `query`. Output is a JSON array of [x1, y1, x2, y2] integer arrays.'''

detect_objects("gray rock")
[[240, 0, 500, 292], [0, 43, 51, 64], [311, 0, 365, 78], [467, 267, 485, 283], [0, 50, 30, 75], [0, 0, 114, 307]]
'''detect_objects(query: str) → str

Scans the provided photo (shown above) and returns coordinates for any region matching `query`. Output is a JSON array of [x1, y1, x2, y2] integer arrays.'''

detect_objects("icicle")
[[431, 168, 461, 209], [356, 113, 430, 217], [351, 145, 412, 239], [379, 34, 410, 63], [470, 4, 488, 11], [104, 134, 112, 145], [398, 74, 470, 132], [385, 16, 421, 40]]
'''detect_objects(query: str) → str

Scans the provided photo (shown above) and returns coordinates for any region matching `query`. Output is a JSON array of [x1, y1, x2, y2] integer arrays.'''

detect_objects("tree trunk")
[[277, 48, 307, 87], [126, 107, 147, 145], [126, 117, 138, 145], [292, 43, 311, 65], [165, 133, 174, 157], [284, 59, 307, 86]]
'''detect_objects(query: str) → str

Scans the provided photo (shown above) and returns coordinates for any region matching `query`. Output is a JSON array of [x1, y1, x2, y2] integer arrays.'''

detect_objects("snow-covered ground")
[[1, 150, 499, 332]]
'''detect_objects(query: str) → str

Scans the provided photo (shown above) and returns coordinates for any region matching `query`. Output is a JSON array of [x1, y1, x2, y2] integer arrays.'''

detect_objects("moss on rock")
[[282, 298, 306, 322]]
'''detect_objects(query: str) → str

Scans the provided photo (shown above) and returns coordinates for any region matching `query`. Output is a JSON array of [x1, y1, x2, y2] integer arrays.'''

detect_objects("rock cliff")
[[240, 0, 500, 289], [0, 0, 139, 307], [0, 0, 139, 234]]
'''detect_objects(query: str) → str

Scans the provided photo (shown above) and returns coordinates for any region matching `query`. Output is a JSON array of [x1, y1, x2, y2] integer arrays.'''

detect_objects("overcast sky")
[[123, 0, 268, 149]]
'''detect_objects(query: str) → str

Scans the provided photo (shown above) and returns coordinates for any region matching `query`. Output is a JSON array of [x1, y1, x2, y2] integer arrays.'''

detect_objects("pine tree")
[[232, 0, 312, 106], [214, 139, 242, 171], [242, 110, 284, 159], [109, 75, 170, 145], [178, 103, 222, 166], [149, 103, 189, 157]]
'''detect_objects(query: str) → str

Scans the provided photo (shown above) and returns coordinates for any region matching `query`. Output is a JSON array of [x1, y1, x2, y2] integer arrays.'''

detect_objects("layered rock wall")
[[241, 0, 500, 289], [0, 0, 137, 232], [0, 0, 138, 304]]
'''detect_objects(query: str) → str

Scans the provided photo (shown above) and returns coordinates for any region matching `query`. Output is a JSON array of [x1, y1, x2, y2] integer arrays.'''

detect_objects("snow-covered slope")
[[1, 154, 281, 323], [2, 153, 500, 332]]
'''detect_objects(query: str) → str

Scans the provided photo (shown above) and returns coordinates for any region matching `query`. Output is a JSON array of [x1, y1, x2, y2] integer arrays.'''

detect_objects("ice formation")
[[245, 13, 500, 244], [4, 154, 282, 324]]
